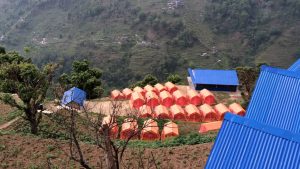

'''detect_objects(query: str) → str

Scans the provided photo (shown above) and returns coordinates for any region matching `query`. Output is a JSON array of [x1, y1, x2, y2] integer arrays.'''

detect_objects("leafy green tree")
[[0, 46, 5, 54], [0, 51, 57, 134], [131, 74, 158, 88], [59, 60, 103, 99], [167, 74, 182, 84]]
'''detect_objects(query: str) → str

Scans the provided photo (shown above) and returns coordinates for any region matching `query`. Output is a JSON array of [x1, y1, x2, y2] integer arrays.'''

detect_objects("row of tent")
[[111, 82, 216, 108], [205, 61, 300, 168], [136, 102, 245, 122], [102, 116, 179, 140]]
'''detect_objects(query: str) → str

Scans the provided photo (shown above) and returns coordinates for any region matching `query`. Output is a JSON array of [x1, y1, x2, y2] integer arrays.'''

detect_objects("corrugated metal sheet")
[[246, 65, 300, 133], [205, 113, 300, 169], [188, 68, 239, 85], [288, 58, 300, 71]]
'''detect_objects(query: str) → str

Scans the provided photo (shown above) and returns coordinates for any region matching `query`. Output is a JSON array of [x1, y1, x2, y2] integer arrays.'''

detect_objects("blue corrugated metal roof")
[[61, 87, 86, 106], [246, 65, 300, 133], [288, 58, 300, 71], [188, 68, 239, 86], [205, 113, 300, 169]]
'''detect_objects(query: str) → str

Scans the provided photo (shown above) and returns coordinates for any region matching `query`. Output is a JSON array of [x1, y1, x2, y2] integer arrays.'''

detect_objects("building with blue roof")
[[288, 57, 300, 71], [61, 87, 86, 109], [188, 68, 239, 92]]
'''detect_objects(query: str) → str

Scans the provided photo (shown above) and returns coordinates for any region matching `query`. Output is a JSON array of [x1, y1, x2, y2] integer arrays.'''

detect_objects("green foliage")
[[171, 30, 199, 48], [167, 74, 182, 84], [0, 46, 5, 54], [59, 60, 103, 99], [131, 74, 158, 88], [0, 51, 57, 134]]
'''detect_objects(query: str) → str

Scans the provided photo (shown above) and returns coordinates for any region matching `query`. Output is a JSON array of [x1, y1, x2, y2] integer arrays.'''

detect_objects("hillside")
[[0, 0, 300, 90]]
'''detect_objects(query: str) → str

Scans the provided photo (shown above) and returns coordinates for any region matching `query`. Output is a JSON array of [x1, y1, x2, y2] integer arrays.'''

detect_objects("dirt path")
[[0, 117, 19, 130]]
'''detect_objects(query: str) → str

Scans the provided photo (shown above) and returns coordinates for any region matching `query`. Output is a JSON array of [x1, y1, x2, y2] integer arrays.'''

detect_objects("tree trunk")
[[30, 121, 38, 134], [103, 126, 119, 169]]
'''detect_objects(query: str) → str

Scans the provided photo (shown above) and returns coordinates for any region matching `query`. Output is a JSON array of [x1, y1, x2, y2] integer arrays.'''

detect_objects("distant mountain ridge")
[[0, 0, 299, 89]]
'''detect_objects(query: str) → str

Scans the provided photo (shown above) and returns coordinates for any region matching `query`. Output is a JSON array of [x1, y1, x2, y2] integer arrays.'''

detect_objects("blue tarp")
[[61, 87, 86, 106], [188, 68, 239, 86], [205, 113, 300, 169]]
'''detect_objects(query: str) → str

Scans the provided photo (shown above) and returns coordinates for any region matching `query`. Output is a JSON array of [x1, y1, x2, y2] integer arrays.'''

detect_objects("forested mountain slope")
[[0, 0, 299, 89]]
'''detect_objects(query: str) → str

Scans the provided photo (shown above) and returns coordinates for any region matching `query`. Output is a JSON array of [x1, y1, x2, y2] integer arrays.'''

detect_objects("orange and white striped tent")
[[214, 103, 230, 120], [161, 121, 179, 140], [173, 90, 188, 106], [187, 89, 202, 106], [130, 92, 145, 109], [111, 90, 124, 100], [199, 121, 222, 133], [133, 86, 145, 96], [170, 104, 186, 121], [229, 103, 246, 116], [185, 104, 203, 122], [165, 82, 178, 94], [199, 104, 217, 122], [200, 89, 215, 105], [145, 91, 159, 108], [154, 105, 170, 119], [141, 119, 160, 141], [159, 90, 174, 107], [101, 116, 119, 139], [139, 105, 153, 118], [120, 118, 138, 140], [154, 83, 167, 93], [122, 88, 133, 99], [144, 85, 157, 94]]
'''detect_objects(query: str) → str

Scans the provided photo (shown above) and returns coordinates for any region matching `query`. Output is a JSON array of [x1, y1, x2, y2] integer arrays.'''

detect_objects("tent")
[[187, 89, 202, 105], [139, 105, 153, 118], [165, 82, 178, 94], [144, 85, 157, 94], [154, 105, 170, 119], [145, 91, 159, 108], [154, 83, 167, 93], [228, 103, 246, 116], [133, 86, 145, 96], [199, 104, 217, 122], [161, 121, 179, 140], [199, 89, 215, 105], [159, 90, 174, 107], [173, 90, 188, 106], [199, 121, 222, 133], [120, 118, 138, 140], [101, 116, 119, 139], [214, 103, 230, 120], [141, 119, 160, 140], [185, 104, 203, 122], [122, 88, 133, 99], [130, 92, 145, 109], [170, 104, 186, 121], [61, 87, 87, 109], [111, 90, 124, 100]]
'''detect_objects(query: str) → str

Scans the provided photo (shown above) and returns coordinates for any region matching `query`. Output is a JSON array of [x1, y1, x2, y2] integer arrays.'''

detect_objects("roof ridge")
[[261, 65, 300, 79]]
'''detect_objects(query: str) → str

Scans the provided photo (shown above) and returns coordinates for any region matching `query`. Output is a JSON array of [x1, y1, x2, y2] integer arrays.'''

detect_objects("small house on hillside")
[[61, 87, 86, 109], [188, 68, 239, 92]]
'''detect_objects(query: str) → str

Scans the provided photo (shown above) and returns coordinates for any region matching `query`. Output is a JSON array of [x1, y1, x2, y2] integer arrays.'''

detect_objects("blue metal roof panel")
[[205, 113, 300, 169], [61, 87, 86, 106], [246, 66, 300, 133], [188, 68, 239, 85], [288, 58, 300, 71]]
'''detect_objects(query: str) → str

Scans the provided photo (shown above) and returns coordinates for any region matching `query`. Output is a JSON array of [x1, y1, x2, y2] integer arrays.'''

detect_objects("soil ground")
[[0, 134, 213, 169]]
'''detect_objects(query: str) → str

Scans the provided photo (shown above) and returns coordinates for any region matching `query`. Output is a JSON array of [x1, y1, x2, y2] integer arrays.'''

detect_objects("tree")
[[59, 60, 103, 99], [0, 46, 5, 54], [131, 74, 158, 88], [0, 51, 57, 134], [52, 101, 158, 169], [167, 74, 182, 84], [235, 65, 261, 107]]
